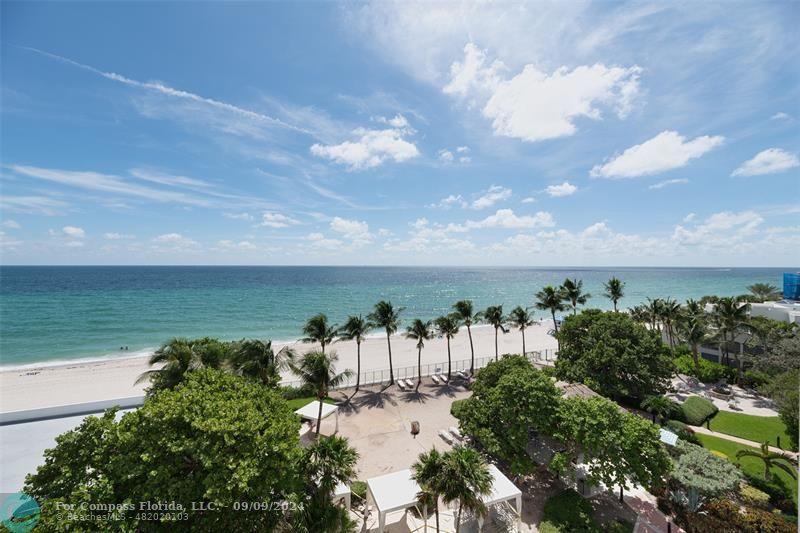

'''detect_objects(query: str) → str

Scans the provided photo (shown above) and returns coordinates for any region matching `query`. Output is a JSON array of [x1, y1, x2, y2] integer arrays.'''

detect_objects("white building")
[[749, 301, 800, 325]]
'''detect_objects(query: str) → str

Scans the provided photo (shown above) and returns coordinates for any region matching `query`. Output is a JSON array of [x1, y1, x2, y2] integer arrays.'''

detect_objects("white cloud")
[[152, 233, 198, 248], [330, 217, 370, 239], [1, 219, 20, 229], [471, 185, 512, 209], [430, 194, 468, 209], [0, 231, 23, 249], [442, 44, 642, 142], [456, 146, 470, 154], [672, 211, 763, 246], [466, 209, 555, 230], [62, 226, 85, 238], [731, 148, 799, 177], [438, 146, 471, 164], [545, 182, 578, 197], [224, 212, 254, 221], [0, 195, 67, 216], [521, 197, 536, 204], [649, 178, 689, 190], [683, 213, 696, 223], [459, 156, 472, 164], [216, 239, 256, 250], [310, 114, 419, 170], [104, 232, 135, 240], [259, 212, 300, 228], [771, 112, 790, 120], [591, 131, 725, 178], [306, 232, 344, 250], [438, 149, 454, 163]]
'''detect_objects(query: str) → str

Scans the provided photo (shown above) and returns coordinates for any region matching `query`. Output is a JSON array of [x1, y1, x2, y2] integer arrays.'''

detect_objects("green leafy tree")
[[337, 314, 372, 393], [230, 338, 294, 387], [676, 311, 708, 376], [554, 396, 672, 501], [412, 448, 446, 532], [561, 278, 591, 315], [456, 357, 562, 474], [439, 447, 493, 533], [640, 395, 678, 424], [368, 300, 403, 385], [26, 369, 303, 531], [136, 337, 228, 394], [762, 370, 799, 450], [534, 285, 568, 342], [711, 297, 749, 376], [302, 313, 336, 354], [603, 277, 625, 311], [290, 351, 352, 436], [483, 305, 507, 361], [405, 318, 433, 391], [736, 442, 798, 482], [555, 309, 674, 400], [453, 299, 483, 375], [752, 327, 800, 375], [507, 306, 534, 355], [435, 314, 460, 380], [548, 452, 570, 480]]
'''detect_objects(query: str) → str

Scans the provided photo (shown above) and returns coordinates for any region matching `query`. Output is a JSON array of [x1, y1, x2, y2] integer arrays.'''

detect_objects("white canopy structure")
[[333, 482, 351, 509], [478, 464, 522, 531], [366, 469, 423, 532], [294, 400, 339, 433]]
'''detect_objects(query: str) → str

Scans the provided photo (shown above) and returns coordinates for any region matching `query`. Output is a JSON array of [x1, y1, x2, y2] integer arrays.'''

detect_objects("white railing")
[[280, 349, 556, 390]]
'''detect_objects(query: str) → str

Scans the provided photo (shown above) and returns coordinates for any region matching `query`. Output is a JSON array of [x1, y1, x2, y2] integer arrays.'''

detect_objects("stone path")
[[624, 486, 684, 533]]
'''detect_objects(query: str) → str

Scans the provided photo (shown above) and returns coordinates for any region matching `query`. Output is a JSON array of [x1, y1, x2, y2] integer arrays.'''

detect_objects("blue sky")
[[1, 1, 798, 266]]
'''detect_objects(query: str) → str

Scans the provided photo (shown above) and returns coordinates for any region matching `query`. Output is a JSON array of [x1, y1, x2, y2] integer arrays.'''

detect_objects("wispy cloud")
[[649, 178, 689, 190], [0, 194, 68, 216], [731, 148, 799, 177]]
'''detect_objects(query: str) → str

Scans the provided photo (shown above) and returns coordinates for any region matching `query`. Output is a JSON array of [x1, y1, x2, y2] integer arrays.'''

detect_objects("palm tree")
[[290, 351, 352, 436], [645, 297, 664, 332], [747, 283, 781, 302], [712, 297, 750, 379], [300, 435, 359, 531], [440, 447, 493, 533], [453, 300, 483, 375], [435, 314, 460, 380], [412, 448, 446, 532], [660, 298, 682, 348], [603, 277, 625, 311], [561, 278, 591, 315], [684, 298, 704, 318], [136, 337, 223, 393], [676, 312, 708, 376], [736, 442, 798, 482], [483, 305, 507, 361], [405, 319, 433, 391], [230, 338, 294, 387], [640, 395, 678, 424], [368, 301, 403, 386], [534, 285, 568, 339], [628, 304, 650, 325], [508, 306, 534, 355], [337, 315, 371, 393], [302, 313, 336, 354]]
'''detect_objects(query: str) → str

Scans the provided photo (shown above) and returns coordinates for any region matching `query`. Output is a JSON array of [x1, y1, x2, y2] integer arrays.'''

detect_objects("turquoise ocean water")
[[0, 266, 791, 367]]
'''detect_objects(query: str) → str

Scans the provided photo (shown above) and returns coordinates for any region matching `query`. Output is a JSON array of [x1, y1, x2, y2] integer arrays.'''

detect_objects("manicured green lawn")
[[708, 411, 795, 450], [286, 396, 335, 410], [696, 434, 797, 505]]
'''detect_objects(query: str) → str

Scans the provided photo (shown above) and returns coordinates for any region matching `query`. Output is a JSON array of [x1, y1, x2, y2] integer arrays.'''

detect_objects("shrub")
[[743, 472, 797, 514], [704, 499, 796, 533], [350, 480, 367, 500], [679, 396, 718, 426], [741, 370, 771, 389], [665, 420, 701, 445], [450, 398, 467, 418], [540, 489, 598, 532], [674, 355, 736, 383], [740, 484, 770, 507], [280, 383, 316, 400]]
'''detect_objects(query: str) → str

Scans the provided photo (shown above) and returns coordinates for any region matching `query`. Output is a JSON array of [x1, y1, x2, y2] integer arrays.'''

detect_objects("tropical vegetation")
[[290, 351, 352, 435], [368, 300, 403, 385]]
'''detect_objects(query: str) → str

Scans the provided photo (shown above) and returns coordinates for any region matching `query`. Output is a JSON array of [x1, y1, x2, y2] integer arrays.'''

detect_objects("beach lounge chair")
[[438, 430, 453, 444], [456, 370, 468, 380], [396, 380, 407, 391], [431, 374, 442, 385], [404, 379, 415, 389]]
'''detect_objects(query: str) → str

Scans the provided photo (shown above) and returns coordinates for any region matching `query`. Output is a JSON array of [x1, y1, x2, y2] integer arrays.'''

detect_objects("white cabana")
[[294, 400, 339, 433], [366, 469, 423, 532], [477, 464, 522, 531], [333, 482, 351, 509]]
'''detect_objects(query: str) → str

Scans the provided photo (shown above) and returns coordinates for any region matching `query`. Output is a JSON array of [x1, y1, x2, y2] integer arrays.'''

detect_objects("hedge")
[[538, 489, 632, 533], [679, 396, 718, 426], [664, 420, 701, 445]]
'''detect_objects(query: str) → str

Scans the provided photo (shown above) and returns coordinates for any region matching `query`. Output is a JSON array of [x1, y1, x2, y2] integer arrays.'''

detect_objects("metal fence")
[[280, 348, 556, 390]]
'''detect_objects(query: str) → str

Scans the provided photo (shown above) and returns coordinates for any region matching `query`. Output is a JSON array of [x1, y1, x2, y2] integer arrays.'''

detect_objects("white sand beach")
[[0, 322, 559, 412]]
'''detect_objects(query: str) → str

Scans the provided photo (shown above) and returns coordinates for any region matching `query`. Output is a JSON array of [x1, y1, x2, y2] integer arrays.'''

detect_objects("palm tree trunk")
[[455, 501, 462, 533], [521, 327, 526, 355], [494, 326, 499, 361], [316, 395, 324, 436], [613, 300, 618, 312], [417, 346, 422, 392], [356, 341, 361, 393], [691, 343, 700, 376], [467, 325, 475, 375], [435, 508, 440, 533], [446, 338, 452, 380], [386, 331, 394, 385], [764, 462, 771, 481]]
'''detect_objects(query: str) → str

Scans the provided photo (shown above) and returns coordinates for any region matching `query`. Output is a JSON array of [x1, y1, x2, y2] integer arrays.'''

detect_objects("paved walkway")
[[624, 486, 684, 533], [690, 425, 799, 458], [667, 375, 779, 416]]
